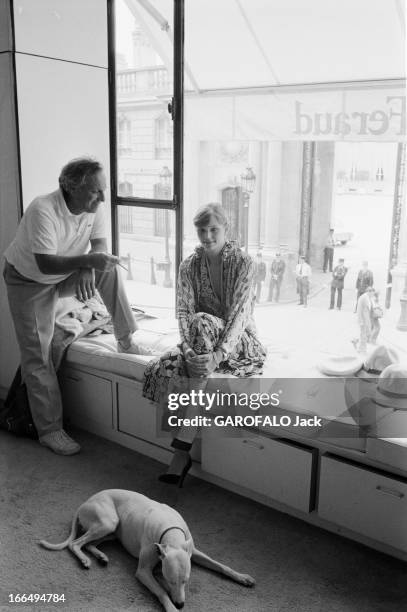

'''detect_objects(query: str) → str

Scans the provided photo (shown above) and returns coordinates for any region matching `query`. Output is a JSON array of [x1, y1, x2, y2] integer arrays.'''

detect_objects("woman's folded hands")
[[184, 347, 219, 377]]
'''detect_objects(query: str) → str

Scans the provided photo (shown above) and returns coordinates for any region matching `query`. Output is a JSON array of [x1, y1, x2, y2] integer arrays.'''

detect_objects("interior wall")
[[13, 0, 108, 65], [16, 54, 110, 211], [0, 52, 21, 396], [0, 0, 110, 398], [0, 0, 12, 51]]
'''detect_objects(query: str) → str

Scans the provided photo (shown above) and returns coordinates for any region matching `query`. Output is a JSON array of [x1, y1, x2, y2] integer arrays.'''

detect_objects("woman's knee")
[[189, 312, 224, 354], [191, 312, 214, 326], [190, 312, 225, 332]]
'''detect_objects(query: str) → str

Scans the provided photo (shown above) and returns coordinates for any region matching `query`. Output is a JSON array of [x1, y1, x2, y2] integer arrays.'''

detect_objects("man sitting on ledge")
[[3, 157, 141, 456]]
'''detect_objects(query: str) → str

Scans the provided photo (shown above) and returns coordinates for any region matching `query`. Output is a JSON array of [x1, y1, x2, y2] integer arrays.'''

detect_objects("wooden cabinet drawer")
[[60, 367, 113, 428], [318, 455, 407, 552], [118, 382, 172, 450], [202, 430, 316, 512]]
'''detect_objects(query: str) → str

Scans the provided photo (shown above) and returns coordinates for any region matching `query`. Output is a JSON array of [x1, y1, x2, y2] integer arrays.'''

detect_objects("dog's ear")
[[182, 538, 194, 556], [155, 543, 167, 559]]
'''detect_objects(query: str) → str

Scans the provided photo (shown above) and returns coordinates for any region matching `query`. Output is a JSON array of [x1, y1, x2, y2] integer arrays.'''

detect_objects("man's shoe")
[[39, 430, 81, 455]]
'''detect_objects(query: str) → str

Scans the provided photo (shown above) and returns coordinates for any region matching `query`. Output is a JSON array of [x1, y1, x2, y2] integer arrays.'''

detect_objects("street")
[[122, 271, 407, 363]]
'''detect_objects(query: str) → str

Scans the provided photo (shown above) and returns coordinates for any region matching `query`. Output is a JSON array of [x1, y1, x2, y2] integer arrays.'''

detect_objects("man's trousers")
[[3, 261, 137, 437]]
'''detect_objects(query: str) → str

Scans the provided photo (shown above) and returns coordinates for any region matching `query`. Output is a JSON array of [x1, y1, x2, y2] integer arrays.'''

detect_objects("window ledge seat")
[[63, 319, 407, 474]]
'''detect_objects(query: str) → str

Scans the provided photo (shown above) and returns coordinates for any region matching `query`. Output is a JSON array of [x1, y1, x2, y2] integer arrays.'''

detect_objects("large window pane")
[[331, 142, 397, 296], [182, 132, 402, 353], [115, 0, 173, 199], [182, 137, 305, 302], [184, 3, 404, 356], [117, 206, 176, 317]]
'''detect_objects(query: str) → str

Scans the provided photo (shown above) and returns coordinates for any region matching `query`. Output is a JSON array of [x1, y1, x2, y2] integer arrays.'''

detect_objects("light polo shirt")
[[325, 235, 335, 248], [4, 189, 106, 284], [295, 262, 312, 278]]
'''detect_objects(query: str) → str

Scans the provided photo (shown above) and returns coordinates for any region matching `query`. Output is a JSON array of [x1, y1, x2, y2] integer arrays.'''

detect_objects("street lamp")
[[159, 165, 172, 193], [159, 166, 173, 288], [240, 167, 256, 253]]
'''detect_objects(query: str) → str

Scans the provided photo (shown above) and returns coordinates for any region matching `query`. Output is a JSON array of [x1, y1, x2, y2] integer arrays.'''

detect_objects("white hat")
[[357, 345, 400, 379], [317, 355, 364, 377], [374, 364, 407, 409]]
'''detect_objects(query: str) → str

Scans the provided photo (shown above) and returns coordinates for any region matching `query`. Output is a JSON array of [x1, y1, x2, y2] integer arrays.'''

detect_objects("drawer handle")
[[243, 439, 264, 450], [376, 485, 404, 500], [66, 375, 82, 382]]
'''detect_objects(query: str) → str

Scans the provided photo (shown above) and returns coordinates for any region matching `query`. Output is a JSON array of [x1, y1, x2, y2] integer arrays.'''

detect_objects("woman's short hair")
[[193, 203, 228, 229], [59, 157, 103, 193]]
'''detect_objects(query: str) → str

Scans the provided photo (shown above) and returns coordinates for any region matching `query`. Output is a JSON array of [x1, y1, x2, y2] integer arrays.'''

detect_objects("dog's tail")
[[39, 511, 79, 550]]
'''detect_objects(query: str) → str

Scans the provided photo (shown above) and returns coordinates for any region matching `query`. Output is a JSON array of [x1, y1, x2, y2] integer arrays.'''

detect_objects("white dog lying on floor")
[[40, 489, 255, 611]]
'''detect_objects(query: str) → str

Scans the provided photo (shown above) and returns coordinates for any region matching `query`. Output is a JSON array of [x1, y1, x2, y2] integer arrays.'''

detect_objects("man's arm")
[[90, 238, 108, 253], [34, 250, 119, 275]]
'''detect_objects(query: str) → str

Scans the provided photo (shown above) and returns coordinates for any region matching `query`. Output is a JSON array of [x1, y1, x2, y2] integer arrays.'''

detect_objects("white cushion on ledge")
[[66, 333, 327, 384], [64, 324, 407, 471], [65, 326, 180, 381]]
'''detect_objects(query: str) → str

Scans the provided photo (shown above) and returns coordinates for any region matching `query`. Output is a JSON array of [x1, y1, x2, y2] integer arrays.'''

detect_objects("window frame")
[[107, 0, 184, 277]]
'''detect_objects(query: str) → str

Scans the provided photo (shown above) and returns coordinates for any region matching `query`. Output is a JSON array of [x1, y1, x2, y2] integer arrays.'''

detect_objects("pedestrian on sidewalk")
[[295, 255, 311, 307], [323, 228, 335, 272], [370, 290, 383, 344], [268, 252, 285, 302], [254, 252, 266, 303], [352, 286, 375, 353], [355, 260, 374, 311], [329, 258, 348, 310]]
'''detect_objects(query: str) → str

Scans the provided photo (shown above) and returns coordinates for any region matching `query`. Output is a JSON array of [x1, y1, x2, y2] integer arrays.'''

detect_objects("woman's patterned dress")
[[142, 241, 267, 403]]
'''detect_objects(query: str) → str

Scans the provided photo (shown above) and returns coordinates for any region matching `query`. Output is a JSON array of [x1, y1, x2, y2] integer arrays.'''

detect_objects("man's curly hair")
[[59, 157, 103, 193]]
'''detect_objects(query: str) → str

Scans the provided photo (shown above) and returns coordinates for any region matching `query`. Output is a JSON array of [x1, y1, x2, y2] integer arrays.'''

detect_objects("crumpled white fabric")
[[54, 293, 109, 340]]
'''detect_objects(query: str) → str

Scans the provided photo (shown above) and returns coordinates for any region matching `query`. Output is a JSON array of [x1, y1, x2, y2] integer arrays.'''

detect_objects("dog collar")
[[158, 526, 187, 544]]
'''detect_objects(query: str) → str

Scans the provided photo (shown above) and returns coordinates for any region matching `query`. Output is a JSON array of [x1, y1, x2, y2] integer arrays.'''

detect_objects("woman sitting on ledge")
[[143, 203, 267, 486]]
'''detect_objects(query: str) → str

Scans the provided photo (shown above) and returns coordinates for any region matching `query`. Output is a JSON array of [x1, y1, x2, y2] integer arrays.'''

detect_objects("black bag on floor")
[[0, 367, 38, 439]]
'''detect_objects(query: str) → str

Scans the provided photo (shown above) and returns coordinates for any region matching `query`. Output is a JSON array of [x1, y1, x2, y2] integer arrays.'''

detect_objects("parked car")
[[333, 223, 353, 245]]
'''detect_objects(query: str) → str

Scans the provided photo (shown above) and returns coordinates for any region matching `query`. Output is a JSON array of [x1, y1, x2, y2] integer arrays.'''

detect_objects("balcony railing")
[[117, 66, 172, 97]]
